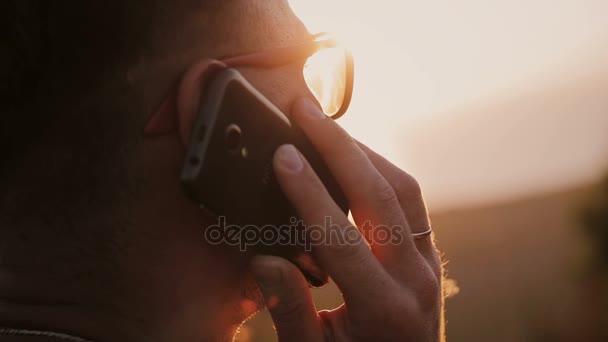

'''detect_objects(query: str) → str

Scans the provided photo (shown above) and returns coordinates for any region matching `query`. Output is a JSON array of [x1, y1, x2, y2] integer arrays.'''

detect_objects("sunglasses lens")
[[304, 46, 350, 118]]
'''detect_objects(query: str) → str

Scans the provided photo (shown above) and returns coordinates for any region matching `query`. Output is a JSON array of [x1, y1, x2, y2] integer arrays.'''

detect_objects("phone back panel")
[[182, 69, 349, 286]]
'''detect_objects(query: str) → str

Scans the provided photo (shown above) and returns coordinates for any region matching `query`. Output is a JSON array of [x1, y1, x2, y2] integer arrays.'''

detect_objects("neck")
[[0, 250, 261, 342], [0, 163, 263, 341], [0, 267, 126, 341]]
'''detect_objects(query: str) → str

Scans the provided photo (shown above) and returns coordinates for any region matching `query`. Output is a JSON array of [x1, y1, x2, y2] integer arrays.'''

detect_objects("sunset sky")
[[290, 0, 608, 210]]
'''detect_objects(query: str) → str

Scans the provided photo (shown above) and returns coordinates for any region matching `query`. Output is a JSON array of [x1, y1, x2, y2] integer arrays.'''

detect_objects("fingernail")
[[276, 144, 304, 173], [296, 98, 326, 120]]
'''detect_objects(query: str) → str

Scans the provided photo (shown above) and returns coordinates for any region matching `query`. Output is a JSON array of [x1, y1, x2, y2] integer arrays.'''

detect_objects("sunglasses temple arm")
[[223, 44, 318, 68]]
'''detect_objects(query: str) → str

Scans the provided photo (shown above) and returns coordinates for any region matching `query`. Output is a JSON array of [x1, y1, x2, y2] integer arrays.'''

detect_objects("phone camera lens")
[[224, 124, 242, 150]]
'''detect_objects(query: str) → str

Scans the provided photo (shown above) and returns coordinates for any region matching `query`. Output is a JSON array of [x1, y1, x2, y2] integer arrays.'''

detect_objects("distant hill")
[[404, 64, 608, 211], [241, 184, 602, 342], [434, 184, 600, 342]]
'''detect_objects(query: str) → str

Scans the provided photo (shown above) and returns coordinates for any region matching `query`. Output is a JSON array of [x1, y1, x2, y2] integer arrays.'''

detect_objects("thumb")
[[250, 256, 324, 342]]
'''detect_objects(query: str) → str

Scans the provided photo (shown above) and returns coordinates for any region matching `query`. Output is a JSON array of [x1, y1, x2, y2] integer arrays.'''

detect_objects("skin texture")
[[252, 99, 443, 342], [0, 0, 443, 341]]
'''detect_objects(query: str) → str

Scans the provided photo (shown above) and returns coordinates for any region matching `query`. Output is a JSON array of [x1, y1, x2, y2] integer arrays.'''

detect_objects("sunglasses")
[[145, 33, 354, 136]]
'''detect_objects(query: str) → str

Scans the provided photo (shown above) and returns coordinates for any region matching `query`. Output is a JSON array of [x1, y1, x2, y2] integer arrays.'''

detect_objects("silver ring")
[[412, 226, 433, 240]]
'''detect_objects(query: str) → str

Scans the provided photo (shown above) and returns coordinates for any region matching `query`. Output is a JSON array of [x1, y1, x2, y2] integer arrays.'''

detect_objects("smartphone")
[[181, 68, 349, 287]]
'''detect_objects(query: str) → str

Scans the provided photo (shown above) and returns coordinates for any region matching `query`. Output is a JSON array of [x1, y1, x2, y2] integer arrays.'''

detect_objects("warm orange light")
[[289, 0, 608, 210], [304, 46, 348, 116]]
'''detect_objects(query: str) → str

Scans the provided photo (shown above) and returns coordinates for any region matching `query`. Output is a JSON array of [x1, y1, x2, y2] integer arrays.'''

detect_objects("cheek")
[[238, 64, 317, 118]]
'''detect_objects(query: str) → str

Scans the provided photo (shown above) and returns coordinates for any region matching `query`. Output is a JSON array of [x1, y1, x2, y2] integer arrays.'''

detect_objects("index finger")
[[291, 98, 417, 264], [271, 144, 395, 307]]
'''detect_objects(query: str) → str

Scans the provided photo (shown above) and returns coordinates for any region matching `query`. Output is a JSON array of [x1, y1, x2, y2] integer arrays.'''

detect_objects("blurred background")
[[241, 1, 608, 341]]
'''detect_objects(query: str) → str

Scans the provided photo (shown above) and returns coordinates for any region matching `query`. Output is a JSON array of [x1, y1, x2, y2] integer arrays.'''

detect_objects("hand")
[[249, 98, 443, 342]]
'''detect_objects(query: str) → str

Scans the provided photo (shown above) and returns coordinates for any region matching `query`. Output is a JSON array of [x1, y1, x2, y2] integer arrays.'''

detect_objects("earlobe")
[[176, 59, 227, 146]]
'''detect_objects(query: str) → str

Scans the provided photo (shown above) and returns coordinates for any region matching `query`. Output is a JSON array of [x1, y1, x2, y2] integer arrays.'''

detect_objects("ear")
[[143, 59, 227, 146]]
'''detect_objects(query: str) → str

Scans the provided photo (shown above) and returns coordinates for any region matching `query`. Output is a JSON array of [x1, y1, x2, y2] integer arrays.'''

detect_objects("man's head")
[[0, 1, 315, 340]]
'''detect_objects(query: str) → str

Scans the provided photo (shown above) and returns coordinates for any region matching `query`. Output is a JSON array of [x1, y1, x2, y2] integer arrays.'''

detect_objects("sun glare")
[[289, 0, 429, 171], [289, 0, 608, 210], [304, 46, 348, 116]]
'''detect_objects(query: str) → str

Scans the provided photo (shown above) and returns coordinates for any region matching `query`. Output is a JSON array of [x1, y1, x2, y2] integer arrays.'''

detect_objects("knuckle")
[[271, 295, 308, 320], [428, 250, 444, 281], [352, 277, 440, 341], [333, 122, 356, 145], [415, 265, 441, 311], [327, 228, 366, 260], [327, 239, 357, 259], [417, 243, 443, 280], [373, 177, 399, 205], [262, 265, 311, 323], [315, 121, 354, 156], [393, 172, 423, 200]]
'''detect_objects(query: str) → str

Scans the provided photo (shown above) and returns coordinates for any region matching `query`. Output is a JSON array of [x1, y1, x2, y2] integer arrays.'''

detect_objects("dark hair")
[[1, 0, 49, 174], [1, 0, 152, 215], [0, 0, 224, 243], [1, 0, 223, 182], [0, 1, 154, 284]]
